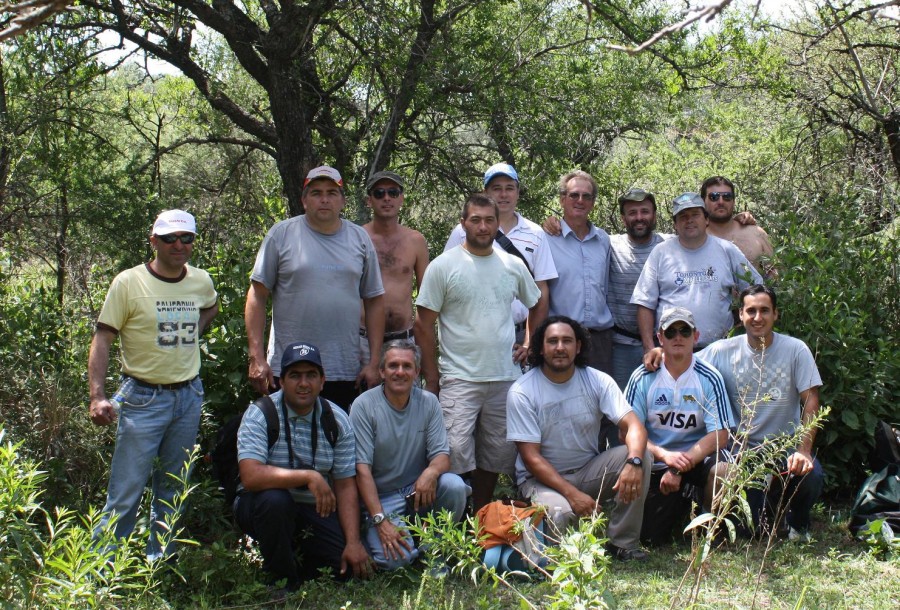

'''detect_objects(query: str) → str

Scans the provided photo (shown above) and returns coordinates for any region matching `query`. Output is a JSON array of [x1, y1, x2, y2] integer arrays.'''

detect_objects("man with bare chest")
[[360, 171, 430, 365], [700, 176, 774, 276]]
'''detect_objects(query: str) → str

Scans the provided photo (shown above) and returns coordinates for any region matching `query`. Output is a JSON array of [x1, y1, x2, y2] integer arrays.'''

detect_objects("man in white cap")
[[88, 209, 218, 559], [444, 162, 557, 360], [624, 306, 732, 545], [246, 165, 386, 410], [358, 170, 429, 364], [631, 192, 762, 363]]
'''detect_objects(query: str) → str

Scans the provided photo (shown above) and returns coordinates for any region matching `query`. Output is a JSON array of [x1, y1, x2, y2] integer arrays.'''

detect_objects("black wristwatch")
[[625, 456, 643, 468], [667, 466, 682, 475]]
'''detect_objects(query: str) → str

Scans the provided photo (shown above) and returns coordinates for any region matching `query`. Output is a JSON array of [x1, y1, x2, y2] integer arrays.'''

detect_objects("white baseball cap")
[[152, 209, 196, 235]]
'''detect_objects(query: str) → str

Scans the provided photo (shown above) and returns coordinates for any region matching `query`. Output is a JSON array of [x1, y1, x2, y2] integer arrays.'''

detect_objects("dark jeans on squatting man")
[[234, 489, 349, 588]]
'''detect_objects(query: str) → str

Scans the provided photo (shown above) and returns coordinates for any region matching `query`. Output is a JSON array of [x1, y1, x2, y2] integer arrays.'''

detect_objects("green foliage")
[[676, 402, 832, 607], [542, 515, 613, 610], [772, 208, 900, 491], [0, 268, 110, 508], [0, 428, 174, 608], [408, 508, 613, 610], [857, 519, 899, 561]]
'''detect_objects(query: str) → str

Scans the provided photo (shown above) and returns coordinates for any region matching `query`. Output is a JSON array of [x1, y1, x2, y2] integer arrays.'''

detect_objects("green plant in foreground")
[[857, 519, 899, 560], [408, 508, 613, 610], [0, 428, 203, 608], [673, 375, 832, 609]]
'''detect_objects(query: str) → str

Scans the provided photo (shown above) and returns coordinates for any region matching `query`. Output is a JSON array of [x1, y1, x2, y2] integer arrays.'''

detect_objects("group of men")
[[87, 161, 823, 591]]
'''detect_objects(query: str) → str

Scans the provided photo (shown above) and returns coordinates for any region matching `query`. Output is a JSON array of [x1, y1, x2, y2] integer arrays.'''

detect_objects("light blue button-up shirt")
[[546, 219, 613, 331]]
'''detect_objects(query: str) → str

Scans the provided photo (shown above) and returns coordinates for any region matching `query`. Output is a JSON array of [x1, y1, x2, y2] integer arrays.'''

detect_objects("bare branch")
[[603, 0, 735, 55], [0, 0, 72, 42]]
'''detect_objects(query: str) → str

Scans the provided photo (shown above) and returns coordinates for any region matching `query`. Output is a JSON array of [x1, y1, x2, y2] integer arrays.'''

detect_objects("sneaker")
[[788, 527, 811, 543], [605, 543, 649, 562]]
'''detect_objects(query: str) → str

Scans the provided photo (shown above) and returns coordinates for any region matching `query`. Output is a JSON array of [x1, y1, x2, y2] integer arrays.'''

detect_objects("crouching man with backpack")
[[350, 340, 470, 570], [235, 342, 373, 594]]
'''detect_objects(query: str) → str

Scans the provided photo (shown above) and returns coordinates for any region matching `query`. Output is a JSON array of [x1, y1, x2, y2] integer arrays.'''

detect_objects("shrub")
[[771, 210, 900, 492]]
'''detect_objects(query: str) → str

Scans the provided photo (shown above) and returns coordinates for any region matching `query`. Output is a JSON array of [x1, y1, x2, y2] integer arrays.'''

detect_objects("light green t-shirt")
[[416, 246, 540, 381]]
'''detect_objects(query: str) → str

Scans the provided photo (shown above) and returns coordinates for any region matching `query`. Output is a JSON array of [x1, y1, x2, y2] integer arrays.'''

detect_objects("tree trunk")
[[883, 111, 900, 185], [0, 49, 10, 223]]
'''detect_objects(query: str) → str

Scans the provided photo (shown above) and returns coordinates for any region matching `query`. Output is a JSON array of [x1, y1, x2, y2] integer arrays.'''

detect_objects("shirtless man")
[[360, 171, 429, 365], [700, 176, 774, 275]]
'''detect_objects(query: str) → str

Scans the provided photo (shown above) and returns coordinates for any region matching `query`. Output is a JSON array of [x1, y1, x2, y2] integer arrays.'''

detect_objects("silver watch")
[[371, 512, 386, 526]]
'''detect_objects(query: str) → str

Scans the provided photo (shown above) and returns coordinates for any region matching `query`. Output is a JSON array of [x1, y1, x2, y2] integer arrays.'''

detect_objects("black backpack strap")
[[495, 231, 533, 277], [254, 395, 280, 450], [319, 397, 339, 447]]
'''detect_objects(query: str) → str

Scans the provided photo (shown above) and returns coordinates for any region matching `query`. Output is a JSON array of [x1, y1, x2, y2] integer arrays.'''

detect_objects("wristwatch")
[[371, 512, 386, 526], [625, 456, 643, 468]]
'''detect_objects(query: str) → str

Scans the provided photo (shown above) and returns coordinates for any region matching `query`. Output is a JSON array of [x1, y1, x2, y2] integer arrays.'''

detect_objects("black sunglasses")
[[156, 233, 195, 245], [663, 325, 694, 339], [707, 192, 734, 202], [371, 187, 402, 199]]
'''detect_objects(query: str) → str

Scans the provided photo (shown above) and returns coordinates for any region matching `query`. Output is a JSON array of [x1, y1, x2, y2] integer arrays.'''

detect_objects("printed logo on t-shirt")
[[654, 393, 670, 406], [656, 411, 699, 429], [673, 267, 719, 287], [156, 299, 199, 347]]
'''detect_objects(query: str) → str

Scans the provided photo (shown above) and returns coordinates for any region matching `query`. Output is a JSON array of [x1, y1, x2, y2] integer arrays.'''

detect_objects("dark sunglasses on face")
[[371, 187, 402, 199], [156, 233, 195, 245], [707, 192, 734, 202], [663, 325, 694, 339]]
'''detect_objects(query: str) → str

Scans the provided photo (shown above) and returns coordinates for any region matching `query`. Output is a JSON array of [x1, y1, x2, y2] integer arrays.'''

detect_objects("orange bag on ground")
[[475, 499, 545, 549]]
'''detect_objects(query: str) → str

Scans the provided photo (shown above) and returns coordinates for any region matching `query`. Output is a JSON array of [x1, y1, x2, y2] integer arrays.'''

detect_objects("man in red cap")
[[246, 166, 385, 410]]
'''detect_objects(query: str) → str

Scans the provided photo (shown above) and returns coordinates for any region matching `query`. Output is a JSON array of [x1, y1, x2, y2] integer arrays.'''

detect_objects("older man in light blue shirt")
[[546, 170, 614, 375]]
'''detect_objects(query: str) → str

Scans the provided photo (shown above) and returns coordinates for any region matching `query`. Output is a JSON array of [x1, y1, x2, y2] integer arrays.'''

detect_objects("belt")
[[514, 321, 526, 333], [360, 327, 415, 341], [612, 324, 642, 341], [384, 328, 414, 341], [126, 375, 198, 391]]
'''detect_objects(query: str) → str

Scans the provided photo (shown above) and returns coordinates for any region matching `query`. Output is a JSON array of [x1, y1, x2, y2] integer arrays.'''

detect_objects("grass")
[[162, 500, 899, 609]]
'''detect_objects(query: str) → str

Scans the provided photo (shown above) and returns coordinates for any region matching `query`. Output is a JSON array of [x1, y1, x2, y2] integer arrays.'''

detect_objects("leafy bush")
[[0, 270, 111, 508], [0, 429, 172, 608], [771, 209, 900, 492]]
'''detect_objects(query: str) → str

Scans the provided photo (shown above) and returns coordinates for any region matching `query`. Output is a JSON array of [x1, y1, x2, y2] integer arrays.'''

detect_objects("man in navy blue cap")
[[236, 341, 372, 593]]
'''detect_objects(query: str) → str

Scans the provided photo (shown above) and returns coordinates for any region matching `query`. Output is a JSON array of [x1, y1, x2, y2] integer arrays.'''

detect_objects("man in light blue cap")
[[631, 193, 762, 363], [444, 162, 558, 362]]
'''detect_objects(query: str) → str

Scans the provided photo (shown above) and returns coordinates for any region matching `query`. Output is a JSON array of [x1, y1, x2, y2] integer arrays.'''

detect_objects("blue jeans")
[[95, 376, 203, 559], [363, 473, 469, 570], [612, 342, 643, 391]]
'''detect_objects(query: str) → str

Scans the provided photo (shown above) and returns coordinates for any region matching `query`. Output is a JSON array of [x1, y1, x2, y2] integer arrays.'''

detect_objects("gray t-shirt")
[[507, 367, 632, 485], [697, 333, 822, 446], [609, 232, 668, 345], [416, 246, 540, 381], [350, 385, 449, 492], [250, 216, 384, 378], [630, 235, 762, 348]]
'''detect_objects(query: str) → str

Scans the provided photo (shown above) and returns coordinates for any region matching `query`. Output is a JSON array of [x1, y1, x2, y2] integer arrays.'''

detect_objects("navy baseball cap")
[[483, 163, 519, 188], [281, 342, 324, 374]]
